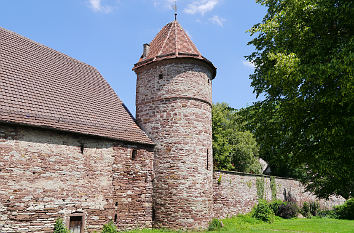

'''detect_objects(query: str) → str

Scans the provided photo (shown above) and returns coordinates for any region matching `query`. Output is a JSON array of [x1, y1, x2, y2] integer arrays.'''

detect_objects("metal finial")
[[174, 0, 177, 21]]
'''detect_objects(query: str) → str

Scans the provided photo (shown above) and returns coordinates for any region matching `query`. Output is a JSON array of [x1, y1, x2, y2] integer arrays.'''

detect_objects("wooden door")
[[69, 216, 82, 233]]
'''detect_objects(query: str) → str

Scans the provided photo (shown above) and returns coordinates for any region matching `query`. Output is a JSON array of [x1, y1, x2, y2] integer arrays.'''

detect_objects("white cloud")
[[88, 0, 113, 13], [184, 0, 219, 15], [242, 60, 255, 68], [153, 0, 176, 9], [209, 15, 225, 27]]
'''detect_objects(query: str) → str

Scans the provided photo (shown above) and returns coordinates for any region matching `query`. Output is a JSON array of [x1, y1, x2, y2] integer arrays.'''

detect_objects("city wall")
[[213, 171, 345, 219]]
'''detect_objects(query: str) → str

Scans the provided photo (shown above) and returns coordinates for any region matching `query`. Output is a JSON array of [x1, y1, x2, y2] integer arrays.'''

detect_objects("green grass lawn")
[[215, 216, 354, 233], [127, 216, 354, 233]]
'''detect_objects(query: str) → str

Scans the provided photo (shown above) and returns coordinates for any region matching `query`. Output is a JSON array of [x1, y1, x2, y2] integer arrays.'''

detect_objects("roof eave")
[[133, 55, 217, 79], [0, 119, 155, 147]]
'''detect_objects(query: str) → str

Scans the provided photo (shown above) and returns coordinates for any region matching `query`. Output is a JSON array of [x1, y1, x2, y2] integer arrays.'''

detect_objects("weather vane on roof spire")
[[174, 0, 177, 21]]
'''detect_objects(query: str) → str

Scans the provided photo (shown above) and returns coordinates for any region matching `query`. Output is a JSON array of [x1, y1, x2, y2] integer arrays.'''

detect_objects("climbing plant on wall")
[[256, 176, 265, 200], [270, 176, 277, 200]]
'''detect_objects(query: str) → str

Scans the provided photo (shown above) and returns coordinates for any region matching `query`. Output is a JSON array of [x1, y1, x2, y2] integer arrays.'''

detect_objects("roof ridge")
[[178, 23, 200, 56], [174, 21, 178, 56], [158, 23, 173, 57]]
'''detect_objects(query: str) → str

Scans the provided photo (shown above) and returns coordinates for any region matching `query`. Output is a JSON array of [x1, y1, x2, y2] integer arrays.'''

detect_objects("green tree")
[[212, 103, 262, 173], [239, 103, 307, 179], [247, 0, 353, 198]]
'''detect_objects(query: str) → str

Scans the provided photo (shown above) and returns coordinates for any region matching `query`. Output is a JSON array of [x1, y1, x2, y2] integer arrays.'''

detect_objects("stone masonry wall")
[[135, 59, 214, 230], [213, 171, 345, 219], [0, 123, 153, 232], [112, 144, 153, 231]]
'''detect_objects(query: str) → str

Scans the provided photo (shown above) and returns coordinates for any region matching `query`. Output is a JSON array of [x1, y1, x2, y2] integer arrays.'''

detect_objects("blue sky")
[[1, 0, 266, 115]]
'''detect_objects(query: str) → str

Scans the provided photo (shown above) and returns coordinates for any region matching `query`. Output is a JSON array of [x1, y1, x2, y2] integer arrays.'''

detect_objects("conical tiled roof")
[[133, 20, 216, 78]]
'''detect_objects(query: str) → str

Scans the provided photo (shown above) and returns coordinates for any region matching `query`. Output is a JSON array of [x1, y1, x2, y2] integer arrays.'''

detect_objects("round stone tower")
[[133, 20, 216, 230]]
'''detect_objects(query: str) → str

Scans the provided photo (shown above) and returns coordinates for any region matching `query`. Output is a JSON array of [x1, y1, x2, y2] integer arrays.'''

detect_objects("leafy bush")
[[252, 199, 275, 223], [53, 218, 69, 233], [208, 218, 223, 231], [335, 198, 354, 220], [269, 199, 299, 219], [309, 201, 320, 216], [278, 202, 299, 219], [318, 209, 338, 219], [276, 189, 299, 219], [102, 221, 118, 233], [269, 199, 283, 216], [301, 202, 311, 218]]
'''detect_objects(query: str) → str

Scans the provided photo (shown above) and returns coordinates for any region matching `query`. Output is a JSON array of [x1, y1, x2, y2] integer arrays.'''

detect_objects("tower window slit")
[[159, 74, 163, 79], [207, 149, 209, 170], [132, 149, 137, 160], [80, 144, 84, 154], [152, 206, 156, 221]]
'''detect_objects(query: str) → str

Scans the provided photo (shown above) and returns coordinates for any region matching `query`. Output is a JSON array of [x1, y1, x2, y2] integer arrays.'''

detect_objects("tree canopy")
[[239, 103, 308, 179], [212, 103, 262, 174], [247, 0, 353, 198]]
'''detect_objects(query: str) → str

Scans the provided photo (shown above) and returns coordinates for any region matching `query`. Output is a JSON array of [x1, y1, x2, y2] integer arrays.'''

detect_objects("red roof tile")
[[133, 20, 216, 78], [0, 27, 153, 145]]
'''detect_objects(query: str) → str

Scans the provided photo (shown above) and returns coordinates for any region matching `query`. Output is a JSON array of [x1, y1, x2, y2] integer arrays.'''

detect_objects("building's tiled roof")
[[0, 27, 153, 145], [133, 20, 216, 78]]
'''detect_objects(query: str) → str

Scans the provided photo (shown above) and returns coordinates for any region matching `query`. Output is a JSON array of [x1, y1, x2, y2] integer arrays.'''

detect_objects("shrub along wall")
[[213, 171, 345, 219]]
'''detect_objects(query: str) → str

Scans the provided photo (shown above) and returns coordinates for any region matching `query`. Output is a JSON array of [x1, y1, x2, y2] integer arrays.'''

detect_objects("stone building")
[[0, 25, 154, 232], [0, 20, 344, 233]]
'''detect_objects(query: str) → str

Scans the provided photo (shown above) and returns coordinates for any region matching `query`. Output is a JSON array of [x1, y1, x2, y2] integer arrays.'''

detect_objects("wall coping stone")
[[215, 170, 296, 180]]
